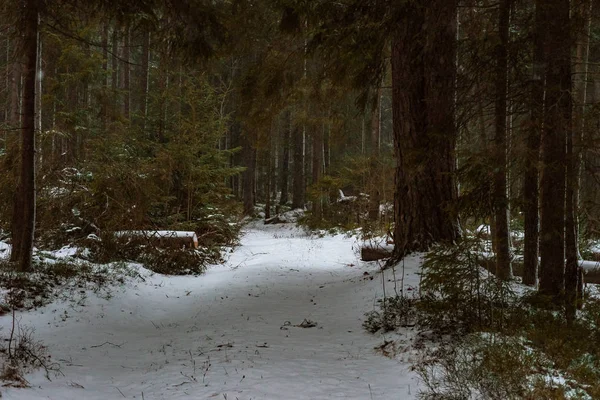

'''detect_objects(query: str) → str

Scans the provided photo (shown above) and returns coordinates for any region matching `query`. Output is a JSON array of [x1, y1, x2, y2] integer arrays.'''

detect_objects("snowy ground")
[[2, 223, 422, 400]]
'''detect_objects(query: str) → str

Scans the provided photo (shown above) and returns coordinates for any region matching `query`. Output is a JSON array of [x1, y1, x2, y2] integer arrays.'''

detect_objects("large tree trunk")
[[493, 0, 512, 280], [538, 0, 571, 299], [13, 0, 39, 272], [566, 0, 592, 322], [522, 1, 546, 286], [390, 1, 460, 260]]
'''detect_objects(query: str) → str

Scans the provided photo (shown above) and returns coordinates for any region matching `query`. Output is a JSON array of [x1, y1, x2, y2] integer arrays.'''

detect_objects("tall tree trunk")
[[368, 90, 381, 221], [13, 0, 39, 272], [312, 122, 323, 221], [566, 0, 592, 322], [292, 122, 305, 209], [522, 1, 546, 286], [279, 110, 291, 205], [141, 28, 150, 131], [111, 22, 119, 120], [494, 0, 512, 280], [101, 22, 108, 131], [8, 49, 22, 263], [538, 0, 571, 299], [390, 1, 460, 260], [242, 132, 256, 216], [122, 24, 130, 121]]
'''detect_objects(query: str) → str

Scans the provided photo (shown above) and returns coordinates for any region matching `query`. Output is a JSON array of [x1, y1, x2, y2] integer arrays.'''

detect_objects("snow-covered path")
[[3, 224, 422, 400]]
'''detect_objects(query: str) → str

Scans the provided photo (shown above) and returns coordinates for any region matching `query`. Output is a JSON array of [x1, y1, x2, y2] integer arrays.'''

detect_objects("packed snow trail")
[[3, 223, 422, 400]]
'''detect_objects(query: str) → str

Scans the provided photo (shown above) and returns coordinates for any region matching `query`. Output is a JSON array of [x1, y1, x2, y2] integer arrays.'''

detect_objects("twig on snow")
[[91, 341, 125, 348]]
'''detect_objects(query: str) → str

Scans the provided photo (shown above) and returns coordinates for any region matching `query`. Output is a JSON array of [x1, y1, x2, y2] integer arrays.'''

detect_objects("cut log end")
[[361, 247, 393, 262]]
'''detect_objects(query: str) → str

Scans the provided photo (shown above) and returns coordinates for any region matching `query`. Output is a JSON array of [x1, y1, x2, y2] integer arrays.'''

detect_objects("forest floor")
[[1, 222, 422, 400]]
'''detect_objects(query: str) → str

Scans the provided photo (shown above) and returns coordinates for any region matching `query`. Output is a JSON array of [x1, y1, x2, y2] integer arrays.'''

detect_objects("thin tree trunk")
[[101, 22, 108, 131], [292, 122, 305, 209], [242, 133, 256, 216], [538, 0, 571, 299], [566, 0, 592, 322], [122, 24, 130, 121], [368, 90, 381, 221], [522, 1, 546, 286], [8, 37, 22, 264], [390, 0, 460, 260], [494, 0, 512, 280], [141, 28, 150, 131], [111, 22, 119, 120], [312, 121, 323, 221], [279, 110, 291, 205]]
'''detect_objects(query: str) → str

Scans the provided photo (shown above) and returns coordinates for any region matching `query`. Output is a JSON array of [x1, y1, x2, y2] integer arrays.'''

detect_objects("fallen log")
[[360, 244, 393, 261], [114, 230, 199, 249], [479, 258, 600, 284]]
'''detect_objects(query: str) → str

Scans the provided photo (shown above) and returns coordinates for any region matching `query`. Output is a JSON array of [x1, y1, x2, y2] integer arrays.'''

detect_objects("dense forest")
[[2, 0, 600, 398]]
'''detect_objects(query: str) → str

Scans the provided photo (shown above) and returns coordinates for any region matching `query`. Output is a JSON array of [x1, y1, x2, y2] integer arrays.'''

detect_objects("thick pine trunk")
[[493, 0, 512, 280], [538, 0, 571, 299], [13, 0, 38, 272], [522, 1, 546, 286], [390, 1, 460, 259]]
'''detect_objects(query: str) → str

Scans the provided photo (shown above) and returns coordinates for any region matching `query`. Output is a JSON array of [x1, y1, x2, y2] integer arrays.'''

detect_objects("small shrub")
[[363, 295, 418, 333], [417, 334, 545, 400], [419, 239, 517, 333], [141, 248, 209, 275]]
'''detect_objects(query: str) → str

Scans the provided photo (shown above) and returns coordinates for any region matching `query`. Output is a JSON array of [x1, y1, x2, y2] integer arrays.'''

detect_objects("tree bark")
[[390, 1, 460, 260], [13, 0, 39, 272], [493, 0, 512, 280], [538, 0, 571, 299], [522, 1, 546, 286]]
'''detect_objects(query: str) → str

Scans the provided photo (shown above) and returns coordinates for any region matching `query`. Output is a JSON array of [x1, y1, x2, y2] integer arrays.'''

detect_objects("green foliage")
[[417, 334, 556, 400], [363, 295, 418, 333], [420, 239, 518, 333]]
